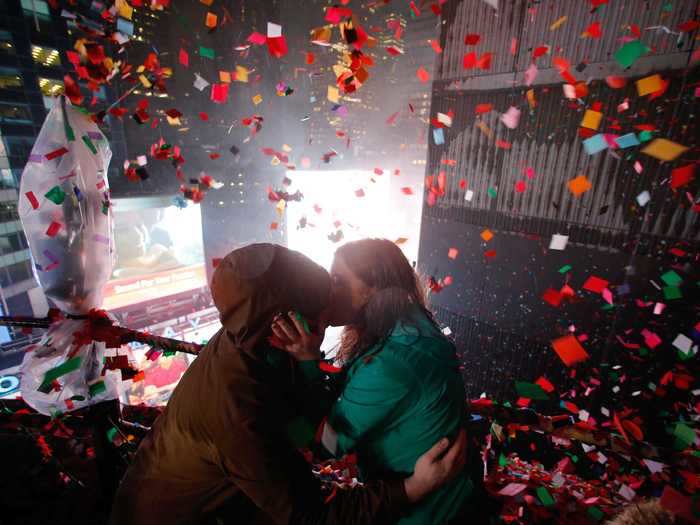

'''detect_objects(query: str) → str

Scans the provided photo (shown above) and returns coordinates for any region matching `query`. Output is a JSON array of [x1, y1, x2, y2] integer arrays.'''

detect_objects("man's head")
[[210, 244, 331, 346]]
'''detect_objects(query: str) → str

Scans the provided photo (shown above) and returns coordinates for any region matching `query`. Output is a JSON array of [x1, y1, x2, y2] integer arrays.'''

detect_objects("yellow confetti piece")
[[568, 175, 592, 196], [138, 74, 152, 88], [641, 139, 688, 162], [275, 199, 286, 217], [527, 89, 536, 109], [252, 94, 263, 105], [219, 71, 231, 83], [550, 16, 567, 31], [166, 115, 181, 126], [282, 144, 292, 152], [636, 74, 663, 96], [235, 65, 249, 83], [116, 0, 133, 20], [476, 121, 493, 139], [271, 156, 280, 166], [581, 109, 603, 130], [481, 229, 494, 242], [327, 85, 340, 103]]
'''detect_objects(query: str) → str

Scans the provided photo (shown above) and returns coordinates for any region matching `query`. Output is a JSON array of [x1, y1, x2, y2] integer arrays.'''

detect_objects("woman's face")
[[328, 254, 374, 326]]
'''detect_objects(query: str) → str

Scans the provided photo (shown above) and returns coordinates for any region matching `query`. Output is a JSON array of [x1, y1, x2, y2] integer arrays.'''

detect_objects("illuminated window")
[[31, 45, 62, 67], [0, 68, 23, 90], [38, 77, 64, 97], [0, 31, 15, 55], [20, 0, 50, 17]]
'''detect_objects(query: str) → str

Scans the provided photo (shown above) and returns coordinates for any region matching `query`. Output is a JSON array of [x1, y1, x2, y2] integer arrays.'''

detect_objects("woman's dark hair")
[[335, 238, 442, 363]]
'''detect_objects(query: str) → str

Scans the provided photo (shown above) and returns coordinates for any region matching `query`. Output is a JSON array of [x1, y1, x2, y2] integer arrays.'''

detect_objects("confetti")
[[567, 175, 592, 196], [551, 335, 589, 367], [641, 139, 688, 162]]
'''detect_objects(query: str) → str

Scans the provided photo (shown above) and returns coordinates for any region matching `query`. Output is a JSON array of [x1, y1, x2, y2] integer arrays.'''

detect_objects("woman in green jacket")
[[272, 239, 476, 525]]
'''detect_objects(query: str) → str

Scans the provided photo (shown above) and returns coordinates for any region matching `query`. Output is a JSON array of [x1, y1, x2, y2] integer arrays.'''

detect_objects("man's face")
[[326, 255, 373, 326]]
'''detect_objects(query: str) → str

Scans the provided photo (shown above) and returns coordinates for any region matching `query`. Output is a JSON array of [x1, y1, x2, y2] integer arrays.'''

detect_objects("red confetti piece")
[[551, 335, 589, 367], [25, 191, 39, 210], [533, 46, 548, 59], [416, 66, 430, 83], [583, 275, 609, 294], [678, 20, 700, 33], [535, 376, 555, 393], [463, 52, 477, 69], [475, 103, 493, 114], [430, 40, 442, 54], [515, 181, 526, 193], [671, 164, 694, 189], [199, 112, 209, 121], [448, 248, 458, 259], [305, 52, 315, 65], [542, 288, 563, 307], [476, 52, 492, 70], [464, 34, 480, 45], [484, 250, 496, 258], [495, 139, 512, 150], [179, 48, 189, 67], [606, 76, 627, 88], [46, 221, 62, 237], [45, 147, 69, 161], [270, 222, 278, 230], [355, 189, 365, 197], [584, 21, 602, 38], [374, 168, 384, 175]]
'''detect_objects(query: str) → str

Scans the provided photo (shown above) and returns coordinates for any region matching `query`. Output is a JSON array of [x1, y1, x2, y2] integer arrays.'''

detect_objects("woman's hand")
[[403, 429, 468, 503], [271, 312, 326, 361]]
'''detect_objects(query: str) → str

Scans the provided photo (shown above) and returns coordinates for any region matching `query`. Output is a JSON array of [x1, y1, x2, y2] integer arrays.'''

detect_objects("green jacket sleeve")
[[326, 349, 414, 456]]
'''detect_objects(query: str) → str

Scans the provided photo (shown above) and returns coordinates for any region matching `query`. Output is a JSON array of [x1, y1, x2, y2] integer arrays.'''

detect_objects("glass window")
[[20, 0, 51, 17], [0, 68, 23, 91], [0, 169, 17, 189], [38, 76, 63, 96], [3, 136, 35, 162], [0, 232, 27, 257], [0, 201, 18, 223], [0, 31, 15, 55], [0, 103, 32, 124], [31, 45, 61, 67], [0, 260, 33, 288]]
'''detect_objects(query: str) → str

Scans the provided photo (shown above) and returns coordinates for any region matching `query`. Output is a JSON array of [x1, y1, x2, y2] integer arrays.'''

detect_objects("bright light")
[[285, 169, 423, 356]]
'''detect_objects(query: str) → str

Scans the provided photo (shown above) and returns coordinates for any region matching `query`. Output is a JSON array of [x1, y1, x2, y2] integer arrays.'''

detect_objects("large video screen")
[[102, 200, 206, 310]]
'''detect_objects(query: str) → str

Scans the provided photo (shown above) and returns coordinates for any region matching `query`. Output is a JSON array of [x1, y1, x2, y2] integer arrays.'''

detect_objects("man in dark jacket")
[[110, 244, 467, 524]]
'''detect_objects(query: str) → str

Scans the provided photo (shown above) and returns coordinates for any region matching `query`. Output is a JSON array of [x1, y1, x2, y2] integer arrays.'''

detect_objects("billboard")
[[102, 198, 207, 310]]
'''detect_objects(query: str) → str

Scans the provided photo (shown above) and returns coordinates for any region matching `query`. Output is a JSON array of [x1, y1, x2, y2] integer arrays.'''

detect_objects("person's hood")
[[210, 243, 330, 351], [389, 305, 456, 361]]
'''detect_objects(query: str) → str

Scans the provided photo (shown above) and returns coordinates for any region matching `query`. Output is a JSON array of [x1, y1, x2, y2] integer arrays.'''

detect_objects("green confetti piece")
[[106, 427, 118, 442], [515, 381, 549, 400], [588, 506, 604, 522], [663, 286, 682, 300], [61, 99, 75, 142], [82, 134, 97, 154], [638, 130, 653, 142], [199, 46, 215, 59], [44, 185, 66, 205], [163, 350, 177, 357], [487, 187, 497, 198], [536, 486, 555, 506], [294, 311, 311, 334], [674, 423, 696, 447], [39, 356, 82, 391], [614, 40, 649, 69], [89, 381, 106, 397], [661, 270, 682, 287], [498, 453, 508, 467], [558, 264, 572, 274]]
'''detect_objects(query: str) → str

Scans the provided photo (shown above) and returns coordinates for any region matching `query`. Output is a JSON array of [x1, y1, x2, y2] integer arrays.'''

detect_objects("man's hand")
[[271, 312, 326, 361], [403, 429, 468, 503]]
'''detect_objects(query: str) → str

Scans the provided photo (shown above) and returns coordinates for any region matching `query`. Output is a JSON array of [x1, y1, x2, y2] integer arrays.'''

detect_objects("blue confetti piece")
[[433, 128, 445, 145], [582, 134, 607, 155], [615, 133, 640, 149]]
